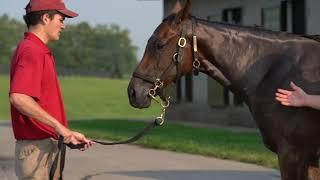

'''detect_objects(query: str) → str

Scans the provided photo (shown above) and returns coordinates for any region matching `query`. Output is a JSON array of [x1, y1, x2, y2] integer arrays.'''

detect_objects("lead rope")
[[50, 91, 170, 180], [50, 136, 65, 180]]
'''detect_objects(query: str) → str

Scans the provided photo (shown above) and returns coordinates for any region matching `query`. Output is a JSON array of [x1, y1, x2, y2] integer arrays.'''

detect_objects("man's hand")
[[65, 131, 94, 151], [275, 81, 307, 107], [9, 93, 94, 150], [55, 123, 94, 150]]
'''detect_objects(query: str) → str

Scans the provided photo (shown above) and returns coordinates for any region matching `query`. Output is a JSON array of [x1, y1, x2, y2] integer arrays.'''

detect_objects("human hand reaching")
[[275, 81, 307, 107]]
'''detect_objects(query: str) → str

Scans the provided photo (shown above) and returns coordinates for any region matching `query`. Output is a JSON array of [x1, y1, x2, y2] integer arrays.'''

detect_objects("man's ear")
[[174, 0, 191, 24], [41, 13, 51, 25]]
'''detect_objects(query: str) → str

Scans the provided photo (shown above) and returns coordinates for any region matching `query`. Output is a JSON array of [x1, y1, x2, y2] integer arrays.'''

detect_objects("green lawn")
[[59, 76, 160, 120], [0, 75, 10, 119], [70, 119, 278, 169], [0, 75, 159, 120]]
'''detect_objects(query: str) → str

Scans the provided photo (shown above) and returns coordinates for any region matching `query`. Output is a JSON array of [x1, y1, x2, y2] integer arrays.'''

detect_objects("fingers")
[[63, 131, 95, 151], [63, 135, 72, 144], [275, 95, 288, 102], [277, 89, 292, 95], [275, 95, 291, 105], [290, 81, 299, 90], [77, 141, 94, 151], [63, 133, 81, 145], [275, 92, 288, 99], [72, 132, 94, 150], [280, 101, 290, 106], [275, 90, 292, 106], [80, 141, 95, 151], [73, 132, 89, 143]]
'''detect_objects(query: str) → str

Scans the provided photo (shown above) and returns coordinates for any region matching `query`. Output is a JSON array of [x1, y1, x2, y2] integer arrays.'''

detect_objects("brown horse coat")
[[128, 1, 320, 179]]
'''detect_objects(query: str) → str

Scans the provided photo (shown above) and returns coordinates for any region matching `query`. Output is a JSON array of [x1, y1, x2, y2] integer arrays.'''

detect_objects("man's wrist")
[[303, 94, 311, 107], [53, 122, 61, 135], [53, 122, 65, 136]]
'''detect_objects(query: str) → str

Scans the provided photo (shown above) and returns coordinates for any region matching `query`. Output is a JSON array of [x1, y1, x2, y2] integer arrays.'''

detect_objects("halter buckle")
[[154, 79, 163, 88], [193, 59, 201, 69], [149, 89, 156, 97], [173, 53, 179, 62], [155, 117, 164, 126], [178, 37, 186, 48], [148, 79, 164, 100], [193, 35, 198, 52]]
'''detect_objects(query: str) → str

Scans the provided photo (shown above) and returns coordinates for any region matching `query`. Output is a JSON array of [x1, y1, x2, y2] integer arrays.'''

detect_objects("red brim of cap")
[[57, 9, 78, 18]]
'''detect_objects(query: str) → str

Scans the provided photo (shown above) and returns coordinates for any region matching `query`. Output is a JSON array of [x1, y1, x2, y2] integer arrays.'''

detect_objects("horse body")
[[196, 19, 320, 150], [128, 1, 320, 179], [196, 19, 320, 179]]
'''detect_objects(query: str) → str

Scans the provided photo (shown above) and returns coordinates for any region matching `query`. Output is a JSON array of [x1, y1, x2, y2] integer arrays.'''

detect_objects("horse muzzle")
[[127, 82, 152, 109]]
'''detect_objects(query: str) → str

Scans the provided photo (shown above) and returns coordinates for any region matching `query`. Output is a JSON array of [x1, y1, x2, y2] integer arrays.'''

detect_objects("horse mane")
[[162, 14, 320, 43]]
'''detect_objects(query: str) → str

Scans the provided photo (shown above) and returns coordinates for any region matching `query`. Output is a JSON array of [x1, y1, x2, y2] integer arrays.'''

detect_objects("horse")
[[127, 0, 320, 179]]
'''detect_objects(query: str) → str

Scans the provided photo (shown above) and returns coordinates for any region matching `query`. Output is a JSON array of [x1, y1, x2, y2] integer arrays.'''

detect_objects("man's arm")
[[10, 93, 93, 147], [275, 81, 320, 110], [304, 95, 320, 110]]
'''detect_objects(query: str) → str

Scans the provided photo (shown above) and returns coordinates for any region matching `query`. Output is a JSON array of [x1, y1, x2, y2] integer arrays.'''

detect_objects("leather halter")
[[133, 17, 201, 95]]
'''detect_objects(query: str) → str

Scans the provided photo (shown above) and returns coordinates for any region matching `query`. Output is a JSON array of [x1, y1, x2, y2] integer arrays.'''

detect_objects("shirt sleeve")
[[10, 47, 44, 100]]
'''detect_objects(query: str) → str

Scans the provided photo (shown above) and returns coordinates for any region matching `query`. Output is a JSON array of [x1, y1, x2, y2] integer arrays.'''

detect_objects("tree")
[[0, 14, 138, 78]]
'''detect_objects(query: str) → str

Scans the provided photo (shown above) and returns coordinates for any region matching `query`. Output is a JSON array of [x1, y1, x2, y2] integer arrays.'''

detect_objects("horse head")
[[128, 0, 194, 108]]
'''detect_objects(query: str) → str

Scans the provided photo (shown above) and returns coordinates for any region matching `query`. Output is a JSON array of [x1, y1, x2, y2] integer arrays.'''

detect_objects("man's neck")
[[28, 26, 49, 44]]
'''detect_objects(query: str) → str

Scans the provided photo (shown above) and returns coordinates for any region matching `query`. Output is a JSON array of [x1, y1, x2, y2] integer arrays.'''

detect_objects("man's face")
[[45, 13, 65, 41]]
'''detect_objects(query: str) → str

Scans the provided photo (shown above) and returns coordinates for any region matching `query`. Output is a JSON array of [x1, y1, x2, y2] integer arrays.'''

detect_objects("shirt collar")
[[24, 32, 52, 54]]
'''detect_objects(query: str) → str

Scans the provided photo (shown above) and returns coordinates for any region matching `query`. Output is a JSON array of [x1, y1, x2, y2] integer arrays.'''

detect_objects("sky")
[[0, 0, 164, 60]]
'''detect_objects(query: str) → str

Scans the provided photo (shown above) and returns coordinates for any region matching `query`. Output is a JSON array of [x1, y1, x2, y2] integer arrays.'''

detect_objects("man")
[[9, 0, 94, 179], [275, 81, 320, 110]]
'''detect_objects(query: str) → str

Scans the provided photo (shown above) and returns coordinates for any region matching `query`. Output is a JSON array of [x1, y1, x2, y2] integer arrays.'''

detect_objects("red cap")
[[25, 0, 78, 18]]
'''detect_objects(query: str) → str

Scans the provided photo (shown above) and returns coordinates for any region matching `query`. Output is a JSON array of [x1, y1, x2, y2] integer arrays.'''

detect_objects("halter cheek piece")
[[133, 17, 201, 100]]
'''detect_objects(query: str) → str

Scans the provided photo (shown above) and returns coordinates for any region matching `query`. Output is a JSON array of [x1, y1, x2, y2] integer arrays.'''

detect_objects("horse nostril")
[[128, 86, 136, 99], [130, 88, 135, 97]]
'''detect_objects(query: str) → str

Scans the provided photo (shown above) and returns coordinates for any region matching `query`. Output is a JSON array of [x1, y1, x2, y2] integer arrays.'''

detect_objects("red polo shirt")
[[10, 32, 68, 140]]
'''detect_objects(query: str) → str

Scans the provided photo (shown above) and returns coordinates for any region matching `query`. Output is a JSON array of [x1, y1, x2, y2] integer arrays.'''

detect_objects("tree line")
[[0, 14, 138, 78]]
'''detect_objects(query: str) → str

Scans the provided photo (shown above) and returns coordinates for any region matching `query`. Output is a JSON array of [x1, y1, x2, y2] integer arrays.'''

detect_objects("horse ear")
[[170, 0, 182, 14], [174, 0, 191, 24]]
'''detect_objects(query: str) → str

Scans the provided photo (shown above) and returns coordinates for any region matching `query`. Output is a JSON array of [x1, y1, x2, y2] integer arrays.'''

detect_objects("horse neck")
[[194, 20, 282, 96]]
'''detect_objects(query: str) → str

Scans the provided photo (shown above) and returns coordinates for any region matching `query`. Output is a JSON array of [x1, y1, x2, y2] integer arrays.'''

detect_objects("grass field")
[[0, 75, 10, 119], [0, 74, 278, 168], [0, 75, 159, 120], [70, 119, 278, 169]]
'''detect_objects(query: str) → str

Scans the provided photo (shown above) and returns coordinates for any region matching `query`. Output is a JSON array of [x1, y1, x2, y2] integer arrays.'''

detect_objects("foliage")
[[0, 14, 25, 65], [50, 22, 138, 77], [0, 14, 138, 77]]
